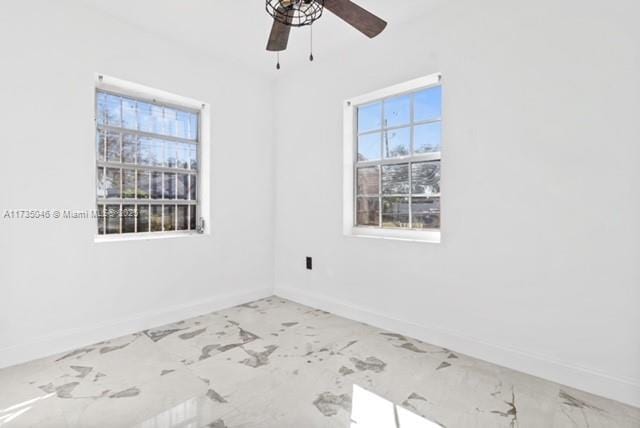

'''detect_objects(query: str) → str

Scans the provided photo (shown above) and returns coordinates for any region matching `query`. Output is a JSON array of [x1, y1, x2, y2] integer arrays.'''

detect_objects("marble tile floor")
[[0, 297, 638, 428]]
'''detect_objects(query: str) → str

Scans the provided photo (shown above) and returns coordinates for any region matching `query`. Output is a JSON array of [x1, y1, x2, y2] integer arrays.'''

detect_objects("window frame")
[[94, 74, 211, 243], [343, 73, 442, 243]]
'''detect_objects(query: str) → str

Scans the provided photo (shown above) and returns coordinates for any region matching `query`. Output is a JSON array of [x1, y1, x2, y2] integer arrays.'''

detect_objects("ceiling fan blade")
[[266, 20, 292, 51], [266, 8, 292, 51], [323, 0, 387, 38]]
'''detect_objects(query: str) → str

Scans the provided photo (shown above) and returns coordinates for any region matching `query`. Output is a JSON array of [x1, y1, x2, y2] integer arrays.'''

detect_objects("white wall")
[[273, 0, 640, 406], [0, 0, 274, 367]]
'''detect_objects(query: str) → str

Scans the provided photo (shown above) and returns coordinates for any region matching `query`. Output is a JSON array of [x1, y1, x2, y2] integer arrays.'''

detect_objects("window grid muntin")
[[99, 88, 203, 115], [354, 85, 441, 230], [95, 89, 200, 236]]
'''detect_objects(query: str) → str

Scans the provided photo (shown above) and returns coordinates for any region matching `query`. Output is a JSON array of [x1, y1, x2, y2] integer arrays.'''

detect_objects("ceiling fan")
[[265, 0, 387, 68]]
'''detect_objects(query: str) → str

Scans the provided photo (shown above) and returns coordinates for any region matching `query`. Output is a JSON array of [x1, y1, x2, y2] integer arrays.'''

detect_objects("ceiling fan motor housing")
[[266, 0, 324, 27]]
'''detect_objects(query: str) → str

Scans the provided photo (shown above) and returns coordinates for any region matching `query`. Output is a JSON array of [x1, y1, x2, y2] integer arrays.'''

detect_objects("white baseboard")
[[275, 285, 640, 408], [0, 287, 273, 370]]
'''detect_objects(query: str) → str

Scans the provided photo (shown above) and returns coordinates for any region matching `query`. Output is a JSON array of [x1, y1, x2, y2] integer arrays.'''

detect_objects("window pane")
[[96, 129, 105, 162], [356, 197, 379, 227], [164, 173, 176, 200], [382, 197, 409, 228], [164, 108, 178, 137], [105, 168, 121, 199], [357, 133, 381, 162], [414, 122, 441, 154], [176, 111, 190, 139], [137, 204, 149, 233], [152, 105, 164, 135], [177, 143, 190, 169], [177, 174, 189, 200], [384, 95, 410, 128], [138, 102, 153, 133], [151, 172, 163, 199], [357, 167, 379, 195], [150, 139, 164, 167], [177, 205, 188, 230], [106, 132, 121, 163], [150, 205, 163, 232], [383, 127, 410, 158], [122, 98, 137, 130], [411, 161, 440, 196], [123, 169, 136, 198], [137, 137, 152, 166], [414, 86, 442, 122], [164, 141, 177, 168], [105, 204, 120, 234], [189, 147, 198, 171], [382, 164, 409, 194], [96, 167, 105, 199], [137, 170, 149, 199], [188, 113, 198, 140], [189, 205, 197, 230], [96, 204, 104, 235], [412, 197, 440, 229], [358, 103, 382, 133], [163, 205, 176, 231], [122, 134, 136, 164], [96, 92, 107, 126], [106, 95, 121, 127], [122, 204, 136, 233], [189, 175, 197, 201]]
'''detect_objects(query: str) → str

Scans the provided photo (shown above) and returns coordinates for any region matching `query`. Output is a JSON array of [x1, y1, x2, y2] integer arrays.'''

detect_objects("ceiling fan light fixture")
[[266, 0, 324, 27]]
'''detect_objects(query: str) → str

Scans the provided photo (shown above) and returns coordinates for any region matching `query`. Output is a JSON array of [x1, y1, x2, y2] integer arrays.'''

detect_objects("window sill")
[[94, 231, 206, 244], [346, 227, 441, 244]]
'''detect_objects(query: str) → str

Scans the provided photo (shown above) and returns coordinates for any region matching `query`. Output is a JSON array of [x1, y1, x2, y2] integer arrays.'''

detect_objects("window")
[[343, 73, 442, 242], [95, 75, 209, 240]]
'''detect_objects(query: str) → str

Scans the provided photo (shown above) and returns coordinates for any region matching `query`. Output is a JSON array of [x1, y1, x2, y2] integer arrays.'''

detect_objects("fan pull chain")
[[309, 24, 314, 62], [276, 52, 281, 70]]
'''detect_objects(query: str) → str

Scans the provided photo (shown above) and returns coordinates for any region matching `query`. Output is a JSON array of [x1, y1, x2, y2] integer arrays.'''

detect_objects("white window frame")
[[343, 73, 442, 243], [94, 74, 211, 243]]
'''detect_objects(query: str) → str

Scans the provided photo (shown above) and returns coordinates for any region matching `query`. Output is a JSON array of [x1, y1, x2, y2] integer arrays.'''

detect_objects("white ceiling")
[[81, 0, 441, 74]]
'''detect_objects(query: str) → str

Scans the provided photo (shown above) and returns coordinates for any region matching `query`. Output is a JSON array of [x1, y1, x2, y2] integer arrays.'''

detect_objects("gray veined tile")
[[1, 297, 638, 428], [228, 362, 354, 428], [0, 390, 72, 428], [214, 297, 333, 339], [220, 411, 280, 428], [50, 332, 141, 365], [146, 312, 263, 366], [313, 391, 353, 417], [130, 395, 237, 428], [552, 386, 640, 428], [61, 335, 182, 387], [185, 339, 297, 399], [72, 368, 209, 428]]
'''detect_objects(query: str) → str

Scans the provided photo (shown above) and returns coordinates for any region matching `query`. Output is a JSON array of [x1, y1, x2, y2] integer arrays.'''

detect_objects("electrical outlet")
[[306, 257, 312, 270]]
